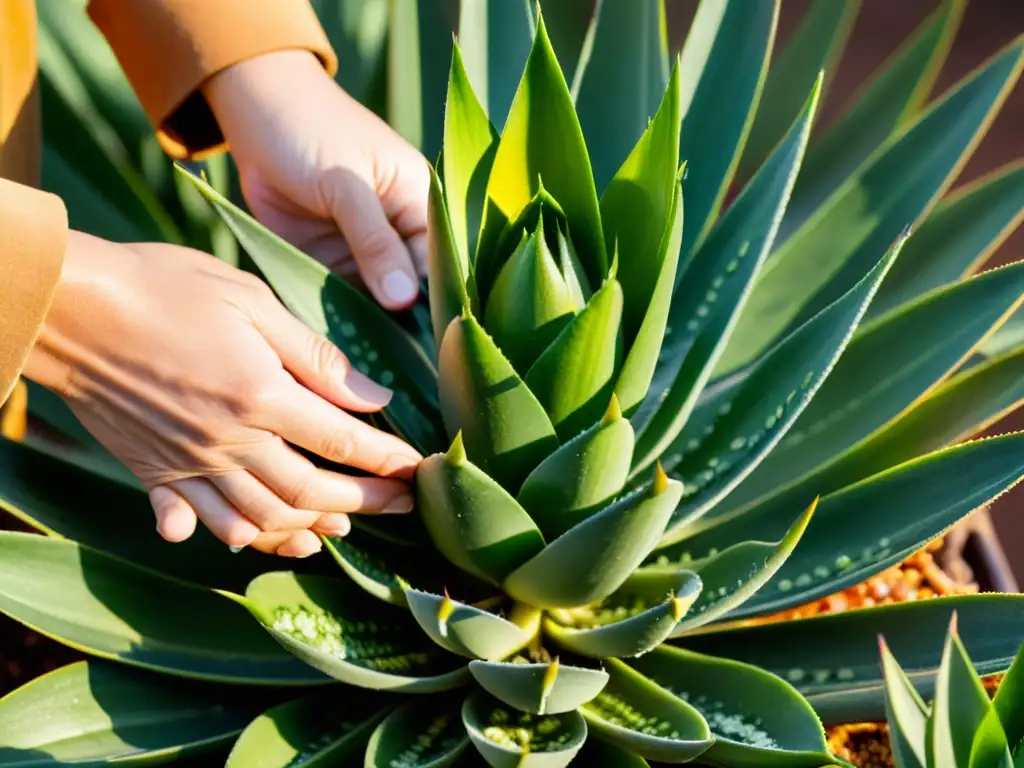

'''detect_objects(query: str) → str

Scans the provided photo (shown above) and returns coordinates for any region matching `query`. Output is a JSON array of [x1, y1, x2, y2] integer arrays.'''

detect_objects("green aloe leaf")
[[405, 587, 538, 661], [437, 313, 559, 491], [970, 710, 1016, 768], [0, 438, 287, 593], [995, 644, 1024, 753], [503, 469, 682, 609], [238, 571, 468, 692], [462, 690, 586, 768], [676, 0, 778, 260], [574, 738, 650, 767], [517, 396, 634, 540], [468, 659, 609, 716], [176, 165, 444, 455], [932, 616, 1000, 767], [631, 77, 821, 471], [428, 169, 473, 354], [868, 161, 1024, 320], [484, 222, 577, 374], [524, 276, 624, 440], [783, 0, 964, 232], [737, 0, 858, 179], [457, 0, 535, 130], [718, 34, 1024, 374], [982, 307, 1024, 360], [575, 0, 670, 193], [365, 694, 470, 768], [658, 233, 902, 545], [544, 571, 700, 658], [663, 498, 815, 635], [0, 533, 323, 684], [581, 659, 712, 762], [598, 60, 680, 340], [879, 637, 929, 768], [712, 260, 1024, 524], [0, 661, 257, 766], [629, 646, 840, 767], [477, 15, 606, 288], [443, 44, 499, 264], [724, 433, 1024, 618], [226, 690, 392, 768], [677, 594, 1024, 724], [417, 434, 546, 583]]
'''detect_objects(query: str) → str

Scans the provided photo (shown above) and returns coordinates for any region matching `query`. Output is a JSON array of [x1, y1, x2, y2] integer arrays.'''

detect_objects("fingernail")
[[319, 516, 351, 537], [228, 545, 245, 554], [381, 270, 418, 306], [346, 369, 392, 407], [383, 494, 414, 514]]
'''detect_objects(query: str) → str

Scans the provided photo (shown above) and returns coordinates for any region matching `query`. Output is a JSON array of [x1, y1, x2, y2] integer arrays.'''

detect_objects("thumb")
[[326, 170, 420, 310]]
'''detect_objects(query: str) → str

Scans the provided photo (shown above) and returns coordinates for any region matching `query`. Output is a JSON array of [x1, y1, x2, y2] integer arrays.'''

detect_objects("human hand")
[[24, 232, 422, 558], [203, 49, 430, 310]]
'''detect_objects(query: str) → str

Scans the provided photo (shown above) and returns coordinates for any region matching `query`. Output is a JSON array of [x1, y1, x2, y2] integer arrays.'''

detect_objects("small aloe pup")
[[880, 614, 1024, 768]]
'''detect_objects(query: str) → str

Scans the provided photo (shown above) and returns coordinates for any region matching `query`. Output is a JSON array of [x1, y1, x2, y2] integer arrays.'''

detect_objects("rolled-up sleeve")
[[87, 0, 338, 159], [0, 179, 67, 405]]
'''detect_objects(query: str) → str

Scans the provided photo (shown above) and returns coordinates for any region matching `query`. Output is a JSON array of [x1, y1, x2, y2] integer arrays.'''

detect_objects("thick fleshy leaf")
[[0, 661, 257, 766], [476, 15, 606, 288], [437, 313, 559, 490], [225, 690, 391, 768], [677, 595, 1024, 724], [580, 659, 712, 762], [868, 161, 1024, 320], [598, 60, 680, 339], [629, 646, 840, 767], [524, 277, 624, 440], [405, 587, 538, 660], [484, 224, 576, 374], [718, 36, 1024, 373], [577, 0, 670, 194], [503, 469, 682, 608], [574, 738, 650, 767], [631, 78, 821, 471], [982, 307, 1024, 359], [737, 0, 858, 178], [468, 660, 609, 716], [463, 690, 586, 768], [658, 234, 901, 545], [994, 644, 1024, 751], [0, 533, 323, 684], [365, 694, 470, 768], [712, 260, 1024, 523], [544, 571, 700, 658], [676, 0, 778, 260], [517, 396, 634, 540], [456, 0, 535, 130], [443, 43, 500, 264], [239, 571, 468, 691], [429, 169, 473, 354], [782, 0, 965, 233], [663, 498, 815, 635], [417, 435, 546, 583], [177, 166, 443, 454], [879, 638, 929, 768]]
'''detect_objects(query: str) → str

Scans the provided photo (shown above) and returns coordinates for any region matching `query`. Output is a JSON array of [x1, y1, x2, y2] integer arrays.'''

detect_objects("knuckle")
[[280, 472, 320, 511], [352, 228, 399, 265], [319, 431, 357, 465], [309, 334, 347, 377]]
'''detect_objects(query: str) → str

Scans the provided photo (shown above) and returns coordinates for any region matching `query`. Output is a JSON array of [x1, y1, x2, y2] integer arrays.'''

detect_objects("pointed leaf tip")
[[949, 609, 959, 636], [447, 431, 467, 464], [539, 658, 560, 715], [602, 394, 623, 425], [670, 594, 688, 622], [652, 462, 669, 496]]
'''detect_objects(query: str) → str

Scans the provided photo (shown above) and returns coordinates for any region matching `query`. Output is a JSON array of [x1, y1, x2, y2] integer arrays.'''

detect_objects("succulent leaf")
[[879, 637, 929, 768], [416, 440, 546, 583], [364, 693, 470, 768], [468, 659, 609, 716], [429, 168, 474, 355], [994, 641, 1024, 755]]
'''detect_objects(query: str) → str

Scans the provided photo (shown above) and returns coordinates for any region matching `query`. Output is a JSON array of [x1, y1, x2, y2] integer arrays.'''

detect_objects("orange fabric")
[[0, 0, 39, 185], [87, 0, 338, 159]]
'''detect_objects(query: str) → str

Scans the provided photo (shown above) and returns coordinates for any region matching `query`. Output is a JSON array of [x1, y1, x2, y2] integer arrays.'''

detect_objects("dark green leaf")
[[879, 637, 928, 768], [437, 314, 559, 491], [629, 645, 840, 767], [574, 738, 650, 767], [226, 690, 392, 768], [0, 533, 324, 684], [417, 435, 546, 583], [0, 661, 257, 766], [428, 169, 473, 354], [462, 690, 586, 767], [365, 694, 469, 768], [468, 659, 609, 716]]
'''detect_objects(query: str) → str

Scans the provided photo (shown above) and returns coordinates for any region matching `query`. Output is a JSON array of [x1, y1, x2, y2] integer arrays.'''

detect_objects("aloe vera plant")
[[3, 1, 1024, 766], [880, 614, 1024, 768]]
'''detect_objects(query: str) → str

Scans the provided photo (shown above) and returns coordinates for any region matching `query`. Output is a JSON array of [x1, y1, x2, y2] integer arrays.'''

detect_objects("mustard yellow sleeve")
[[0, 179, 67, 405], [86, 0, 339, 160]]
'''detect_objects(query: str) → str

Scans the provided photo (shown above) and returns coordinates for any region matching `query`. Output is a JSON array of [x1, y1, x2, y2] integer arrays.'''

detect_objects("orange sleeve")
[[0, 179, 67, 406], [86, 0, 338, 160]]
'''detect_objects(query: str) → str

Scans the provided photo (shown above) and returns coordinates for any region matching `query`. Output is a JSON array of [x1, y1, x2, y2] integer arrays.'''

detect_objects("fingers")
[[248, 529, 324, 558], [170, 477, 260, 550], [259, 303, 392, 413], [325, 169, 420, 310], [210, 471, 351, 534], [256, 383, 421, 480], [247, 439, 414, 514], [149, 485, 198, 542]]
